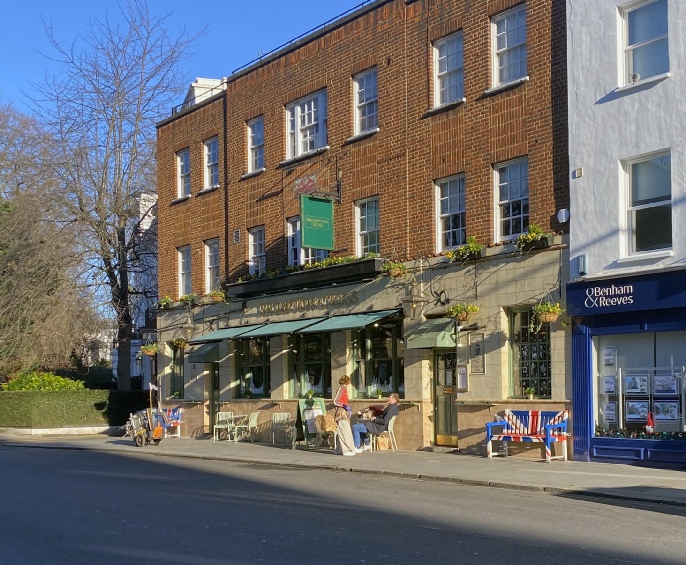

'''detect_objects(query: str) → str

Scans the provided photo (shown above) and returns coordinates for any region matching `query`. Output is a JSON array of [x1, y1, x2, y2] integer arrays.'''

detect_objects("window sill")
[[197, 185, 219, 195], [240, 168, 266, 180], [615, 72, 670, 93], [171, 195, 191, 205], [616, 250, 673, 263], [422, 98, 466, 118], [483, 75, 529, 97], [278, 146, 330, 168], [344, 128, 380, 145]]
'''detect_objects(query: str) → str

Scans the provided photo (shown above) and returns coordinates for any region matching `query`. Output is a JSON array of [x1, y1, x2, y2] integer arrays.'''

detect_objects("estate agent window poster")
[[603, 346, 616, 367], [603, 376, 616, 395], [625, 375, 648, 395], [625, 401, 649, 421], [653, 375, 678, 396], [603, 402, 616, 423], [654, 401, 679, 421]]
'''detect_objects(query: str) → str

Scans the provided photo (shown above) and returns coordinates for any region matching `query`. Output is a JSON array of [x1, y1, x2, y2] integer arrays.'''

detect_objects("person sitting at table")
[[351, 393, 399, 452]]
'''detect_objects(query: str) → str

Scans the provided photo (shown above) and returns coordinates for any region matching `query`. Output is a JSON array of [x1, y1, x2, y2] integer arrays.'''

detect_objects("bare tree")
[[29, 0, 201, 389], [0, 103, 103, 373]]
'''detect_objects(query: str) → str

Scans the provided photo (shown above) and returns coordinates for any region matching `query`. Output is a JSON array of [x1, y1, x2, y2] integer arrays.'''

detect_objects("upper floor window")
[[177, 149, 190, 197], [622, 0, 668, 84], [436, 175, 466, 252], [248, 116, 264, 172], [204, 238, 220, 293], [434, 32, 464, 106], [356, 197, 380, 257], [286, 90, 327, 159], [204, 137, 219, 189], [495, 158, 529, 242], [626, 152, 671, 254], [354, 68, 378, 134], [287, 216, 328, 266], [178, 245, 192, 297], [248, 226, 266, 276], [492, 5, 527, 86]]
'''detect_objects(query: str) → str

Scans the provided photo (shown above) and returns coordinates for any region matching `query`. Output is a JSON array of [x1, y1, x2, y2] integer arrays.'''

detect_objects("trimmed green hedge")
[[0, 390, 150, 428]]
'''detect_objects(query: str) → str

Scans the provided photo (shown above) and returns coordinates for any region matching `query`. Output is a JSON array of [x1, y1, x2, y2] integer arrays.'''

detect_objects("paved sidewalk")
[[2, 431, 686, 507]]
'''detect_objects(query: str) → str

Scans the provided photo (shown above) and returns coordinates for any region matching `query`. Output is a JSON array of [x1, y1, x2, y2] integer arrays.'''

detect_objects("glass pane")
[[633, 204, 672, 252], [631, 155, 671, 205], [628, 0, 667, 46], [632, 38, 669, 79]]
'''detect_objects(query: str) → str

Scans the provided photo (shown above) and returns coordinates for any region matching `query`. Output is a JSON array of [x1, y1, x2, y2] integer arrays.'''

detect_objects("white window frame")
[[494, 158, 529, 242], [491, 5, 527, 87], [248, 116, 264, 172], [248, 226, 266, 276], [287, 217, 329, 266], [354, 68, 378, 134], [621, 0, 669, 85], [355, 197, 380, 257], [204, 137, 219, 189], [178, 245, 192, 297], [622, 151, 672, 256], [204, 238, 220, 293], [177, 149, 191, 197], [433, 32, 464, 107], [286, 90, 327, 159], [435, 175, 466, 253]]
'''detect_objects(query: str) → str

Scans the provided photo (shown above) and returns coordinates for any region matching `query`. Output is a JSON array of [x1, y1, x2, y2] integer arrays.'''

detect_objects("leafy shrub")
[[3, 371, 85, 391]]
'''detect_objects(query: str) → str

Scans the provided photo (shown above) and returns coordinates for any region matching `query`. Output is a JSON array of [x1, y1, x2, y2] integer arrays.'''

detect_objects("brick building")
[[155, 0, 570, 455]]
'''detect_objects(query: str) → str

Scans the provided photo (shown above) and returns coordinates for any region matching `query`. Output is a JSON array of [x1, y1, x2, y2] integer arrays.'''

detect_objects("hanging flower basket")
[[456, 311, 472, 322], [447, 303, 479, 322], [172, 338, 188, 350], [538, 312, 560, 324], [141, 344, 159, 356]]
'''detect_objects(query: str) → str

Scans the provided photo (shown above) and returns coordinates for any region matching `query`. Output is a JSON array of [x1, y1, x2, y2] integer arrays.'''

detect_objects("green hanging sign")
[[300, 195, 334, 251]]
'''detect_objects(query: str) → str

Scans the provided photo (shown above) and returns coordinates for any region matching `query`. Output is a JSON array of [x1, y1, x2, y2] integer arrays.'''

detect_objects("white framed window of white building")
[[354, 68, 378, 134], [177, 148, 191, 197], [178, 245, 192, 297], [248, 116, 264, 172], [495, 158, 529, 242], [287, 217, 329, 266], [204, 238, 220, 293], [356, 197, 380, 257], [434, 32, 464, 106], [435, 175, 466, 252], [286, 90, 327, 159], [491, 5, 527, 86], [621, 0, 669, 85], [248, 226, 266, 276], [624, 152, 671, 254], [204, 137, 219, 189]]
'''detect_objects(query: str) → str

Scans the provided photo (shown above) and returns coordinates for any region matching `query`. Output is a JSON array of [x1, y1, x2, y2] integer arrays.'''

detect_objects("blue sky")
[[0, 0, 365, 111]]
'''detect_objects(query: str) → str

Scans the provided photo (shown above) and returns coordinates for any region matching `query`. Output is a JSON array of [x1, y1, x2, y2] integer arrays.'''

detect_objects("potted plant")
[[141, 343, 159, 356], [513, 224, 554, 252], [524, 387, 536, 400], [159, 296, 173, 309], [172, 337, 188, 350], [447, 303, 479, 322], [179, 293, 199, 307], [376, 388, 384, 399], [530, 301, 565, 332], [445, 236, 486, 263], [207, 289, 225, 303], [381, 260, 407, 278], [305, 389, 315, 399]]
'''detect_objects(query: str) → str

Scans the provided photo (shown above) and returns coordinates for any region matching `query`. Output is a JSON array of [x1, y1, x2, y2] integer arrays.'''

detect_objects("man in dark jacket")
[[352, 393, 399, 451]]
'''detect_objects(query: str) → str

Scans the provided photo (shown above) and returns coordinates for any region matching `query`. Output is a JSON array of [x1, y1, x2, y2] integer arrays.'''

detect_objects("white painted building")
[[566, 0, 686, 466]]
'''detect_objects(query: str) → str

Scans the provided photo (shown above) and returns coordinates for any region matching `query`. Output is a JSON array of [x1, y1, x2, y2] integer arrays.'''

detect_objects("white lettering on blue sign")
[[584, 285, 634, 309]]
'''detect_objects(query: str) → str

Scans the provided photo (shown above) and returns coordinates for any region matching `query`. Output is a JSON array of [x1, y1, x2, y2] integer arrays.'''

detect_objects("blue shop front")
[[567, 269, 686, 468]]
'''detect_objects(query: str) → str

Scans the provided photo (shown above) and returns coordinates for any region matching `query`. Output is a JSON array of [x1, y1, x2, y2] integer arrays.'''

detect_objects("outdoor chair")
[[235, 411, 260, 442], [271, 412, 293, 445], [214, 411, 234, 442], [370, 415, 398, 452]]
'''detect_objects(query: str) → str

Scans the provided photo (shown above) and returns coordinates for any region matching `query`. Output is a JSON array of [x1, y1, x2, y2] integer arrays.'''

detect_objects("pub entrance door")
[[434, 351, 459, 446]]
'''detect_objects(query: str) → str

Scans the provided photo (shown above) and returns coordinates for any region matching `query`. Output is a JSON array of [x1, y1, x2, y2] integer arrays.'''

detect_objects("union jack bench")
[[486, 409, 569, 462]]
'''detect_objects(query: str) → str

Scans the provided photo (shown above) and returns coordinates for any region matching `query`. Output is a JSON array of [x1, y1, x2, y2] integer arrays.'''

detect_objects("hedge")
[[0, 390, 150, 428]]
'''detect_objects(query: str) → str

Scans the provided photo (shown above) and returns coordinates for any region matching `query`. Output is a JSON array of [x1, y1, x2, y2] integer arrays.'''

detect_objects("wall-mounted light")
[[400, 282, 430, 321], [578, 254, 588, 276]]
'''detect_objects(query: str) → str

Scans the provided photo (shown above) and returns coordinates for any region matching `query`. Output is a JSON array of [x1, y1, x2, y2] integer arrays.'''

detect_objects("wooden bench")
[[486, 409, 569, 462]]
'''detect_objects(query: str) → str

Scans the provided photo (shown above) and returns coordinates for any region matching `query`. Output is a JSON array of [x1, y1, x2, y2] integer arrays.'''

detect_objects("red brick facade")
[[156, 0, 568, 300]]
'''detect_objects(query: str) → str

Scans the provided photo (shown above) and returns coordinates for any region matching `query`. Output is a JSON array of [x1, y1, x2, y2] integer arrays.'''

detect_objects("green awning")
[[187, 342, 219, 363], [298, 309, 400, 334], [406, 318, 456, 349], [188, 324, 264, 344], [236, 318, 325, 338]]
